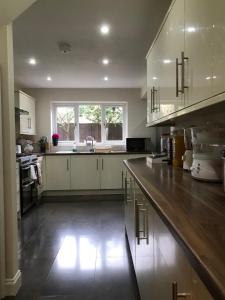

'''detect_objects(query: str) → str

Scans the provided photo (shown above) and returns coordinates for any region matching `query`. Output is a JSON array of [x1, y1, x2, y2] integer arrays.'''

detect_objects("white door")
[[45, 155, 70, 190], [70, 155, 100, 190], [212, 0, 225, 97], [0, 79, 5, 299], [184, 0, 214, 106], [157, 0, 185, 118], [100, 155, 127, 189]]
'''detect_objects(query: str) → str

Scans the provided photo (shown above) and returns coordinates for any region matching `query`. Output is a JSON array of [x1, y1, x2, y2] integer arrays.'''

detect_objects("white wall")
[[25, 88, 157, 148], [0, 24, 21, 297]]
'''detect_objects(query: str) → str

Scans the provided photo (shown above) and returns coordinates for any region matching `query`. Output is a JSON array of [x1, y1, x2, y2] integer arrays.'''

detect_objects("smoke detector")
[[58, 41, 72, 54]]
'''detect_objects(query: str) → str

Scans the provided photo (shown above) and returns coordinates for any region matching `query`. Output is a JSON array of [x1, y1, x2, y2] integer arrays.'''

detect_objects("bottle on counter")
[[172, 129, 185, 168]]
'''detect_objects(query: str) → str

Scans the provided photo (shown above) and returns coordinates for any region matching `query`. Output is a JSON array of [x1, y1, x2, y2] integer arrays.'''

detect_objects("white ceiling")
[[13, 0, 172, 88], [0, 0, 36, 27]]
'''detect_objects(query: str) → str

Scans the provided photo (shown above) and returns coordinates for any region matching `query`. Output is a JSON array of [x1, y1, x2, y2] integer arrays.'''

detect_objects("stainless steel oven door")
[[21, 180, 34, 214]]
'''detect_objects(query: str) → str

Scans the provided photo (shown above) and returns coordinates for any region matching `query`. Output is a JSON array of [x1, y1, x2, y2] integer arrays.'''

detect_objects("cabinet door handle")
[[152, 86, 158, 112], [96, 158, 99, 170], [67, 158, 69, 171], [125, 177, 133, 203], [122, 171, 124, 189], [172, 282, 191, 299], [136, 202, 149, 244], [176, 58, 182, 97], [124, 177, 128, 203], [151, 88, 153, 113], [102, 158, 104, 170], [27, 118, 30, 129], [181, 51, 189, 93]]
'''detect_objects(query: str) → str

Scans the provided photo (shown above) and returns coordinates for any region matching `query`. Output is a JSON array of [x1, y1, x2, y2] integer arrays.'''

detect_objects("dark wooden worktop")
[[124, 158, 225, 300], [44, 151, 150, 155]]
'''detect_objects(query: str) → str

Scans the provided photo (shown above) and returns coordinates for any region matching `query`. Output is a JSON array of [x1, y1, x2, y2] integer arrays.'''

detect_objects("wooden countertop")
[[124, 158, 225, 300]]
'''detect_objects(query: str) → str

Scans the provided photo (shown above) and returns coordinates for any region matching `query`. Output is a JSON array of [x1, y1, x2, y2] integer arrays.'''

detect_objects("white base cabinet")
[[100, 155, 127, 189], [45, 154, 149, 191], [124, 169, 213, 300], [45, 156, 70, 190], [70, 155, 100, 190]]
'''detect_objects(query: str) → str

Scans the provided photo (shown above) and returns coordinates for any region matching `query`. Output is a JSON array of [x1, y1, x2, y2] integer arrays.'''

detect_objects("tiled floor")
[[5, 200, 139, 300]]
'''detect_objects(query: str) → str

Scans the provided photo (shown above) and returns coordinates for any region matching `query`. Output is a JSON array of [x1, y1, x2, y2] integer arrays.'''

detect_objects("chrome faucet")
[[85, 136, 95, 152]]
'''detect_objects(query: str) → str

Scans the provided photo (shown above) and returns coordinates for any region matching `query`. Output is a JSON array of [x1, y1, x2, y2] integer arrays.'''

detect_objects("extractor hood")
[[15, 107, 29, 115]]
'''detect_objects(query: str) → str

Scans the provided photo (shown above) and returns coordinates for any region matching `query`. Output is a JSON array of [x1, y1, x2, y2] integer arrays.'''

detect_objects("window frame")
[[51, 101, 128, 146]]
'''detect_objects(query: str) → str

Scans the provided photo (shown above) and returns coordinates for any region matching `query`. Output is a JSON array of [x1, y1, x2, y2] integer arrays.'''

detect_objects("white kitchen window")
[[51, 102, 127, 145]]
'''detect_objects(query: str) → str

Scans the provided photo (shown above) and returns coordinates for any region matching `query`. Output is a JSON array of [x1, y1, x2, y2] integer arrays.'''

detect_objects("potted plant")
[[52, 133, 60, 146]]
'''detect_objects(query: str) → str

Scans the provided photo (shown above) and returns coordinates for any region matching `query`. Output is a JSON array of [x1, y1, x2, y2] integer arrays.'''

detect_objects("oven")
[[19, 155, 38, 215]]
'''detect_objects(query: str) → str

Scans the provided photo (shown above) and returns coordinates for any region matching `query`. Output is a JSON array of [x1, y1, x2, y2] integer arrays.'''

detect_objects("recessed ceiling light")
[[100, 24, 110, 35], [102, 58, 109, 65], [205, 76, 211, 80], [163, 59, 172, 64], [47, 76, 52, 81], [28, 58, 37, 65], [187, 27, 196, 33], [153, 77, 158, 80], [104, 76, 109, 81], [213, 76, 217, 79]]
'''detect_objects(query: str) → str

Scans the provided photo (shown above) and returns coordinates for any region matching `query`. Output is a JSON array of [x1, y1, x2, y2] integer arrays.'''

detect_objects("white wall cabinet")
[[212, 0, 225, 97], [124, 169, 213, 300], [15, 90, 36, 135], [45, 156, 70, 190], [146, 0, 225, 126], [70, 155, 100, 190], [157, 0, 185, 118], [184, 0, 214, 106]]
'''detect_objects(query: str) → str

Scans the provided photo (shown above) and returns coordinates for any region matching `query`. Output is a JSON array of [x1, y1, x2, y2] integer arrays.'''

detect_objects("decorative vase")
[[52, 138, 58, 146], [40, 144, 46, 153]]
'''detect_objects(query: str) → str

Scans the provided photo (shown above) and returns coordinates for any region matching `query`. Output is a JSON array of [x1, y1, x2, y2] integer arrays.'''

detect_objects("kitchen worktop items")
[[190, 126, 225, 181]]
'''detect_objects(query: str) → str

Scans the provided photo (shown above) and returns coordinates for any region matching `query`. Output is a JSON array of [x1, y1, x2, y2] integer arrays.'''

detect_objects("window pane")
[[105, 106, 123, 141], [56, 107, 75, 141], [79, 105, 101, 142]]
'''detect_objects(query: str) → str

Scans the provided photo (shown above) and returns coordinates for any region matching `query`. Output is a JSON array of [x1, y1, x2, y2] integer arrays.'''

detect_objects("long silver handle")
[[125, 178, 133, 203], [176, 58, 182, 97], [124, 177, 128, 203], [67, 158, 69, 171], [152, 86, 158, 112], [96, 158, 99, 170], [22, 181, 34, 188], [138, 207, 149, 245], [172, 282, 191, 299], [21, 166, 31, 171], [181, 51, 189, 93], [122, 171, 124, 189], [151, 88, 153, 113], [102, 158, 104, 170]]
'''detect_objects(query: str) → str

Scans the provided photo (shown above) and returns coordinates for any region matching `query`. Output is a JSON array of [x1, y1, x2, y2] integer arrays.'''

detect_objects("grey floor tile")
[[11, 200, 139, 300]]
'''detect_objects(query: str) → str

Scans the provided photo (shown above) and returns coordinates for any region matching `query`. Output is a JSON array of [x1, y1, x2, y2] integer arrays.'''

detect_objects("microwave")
[[126, 138, 151, 153]]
